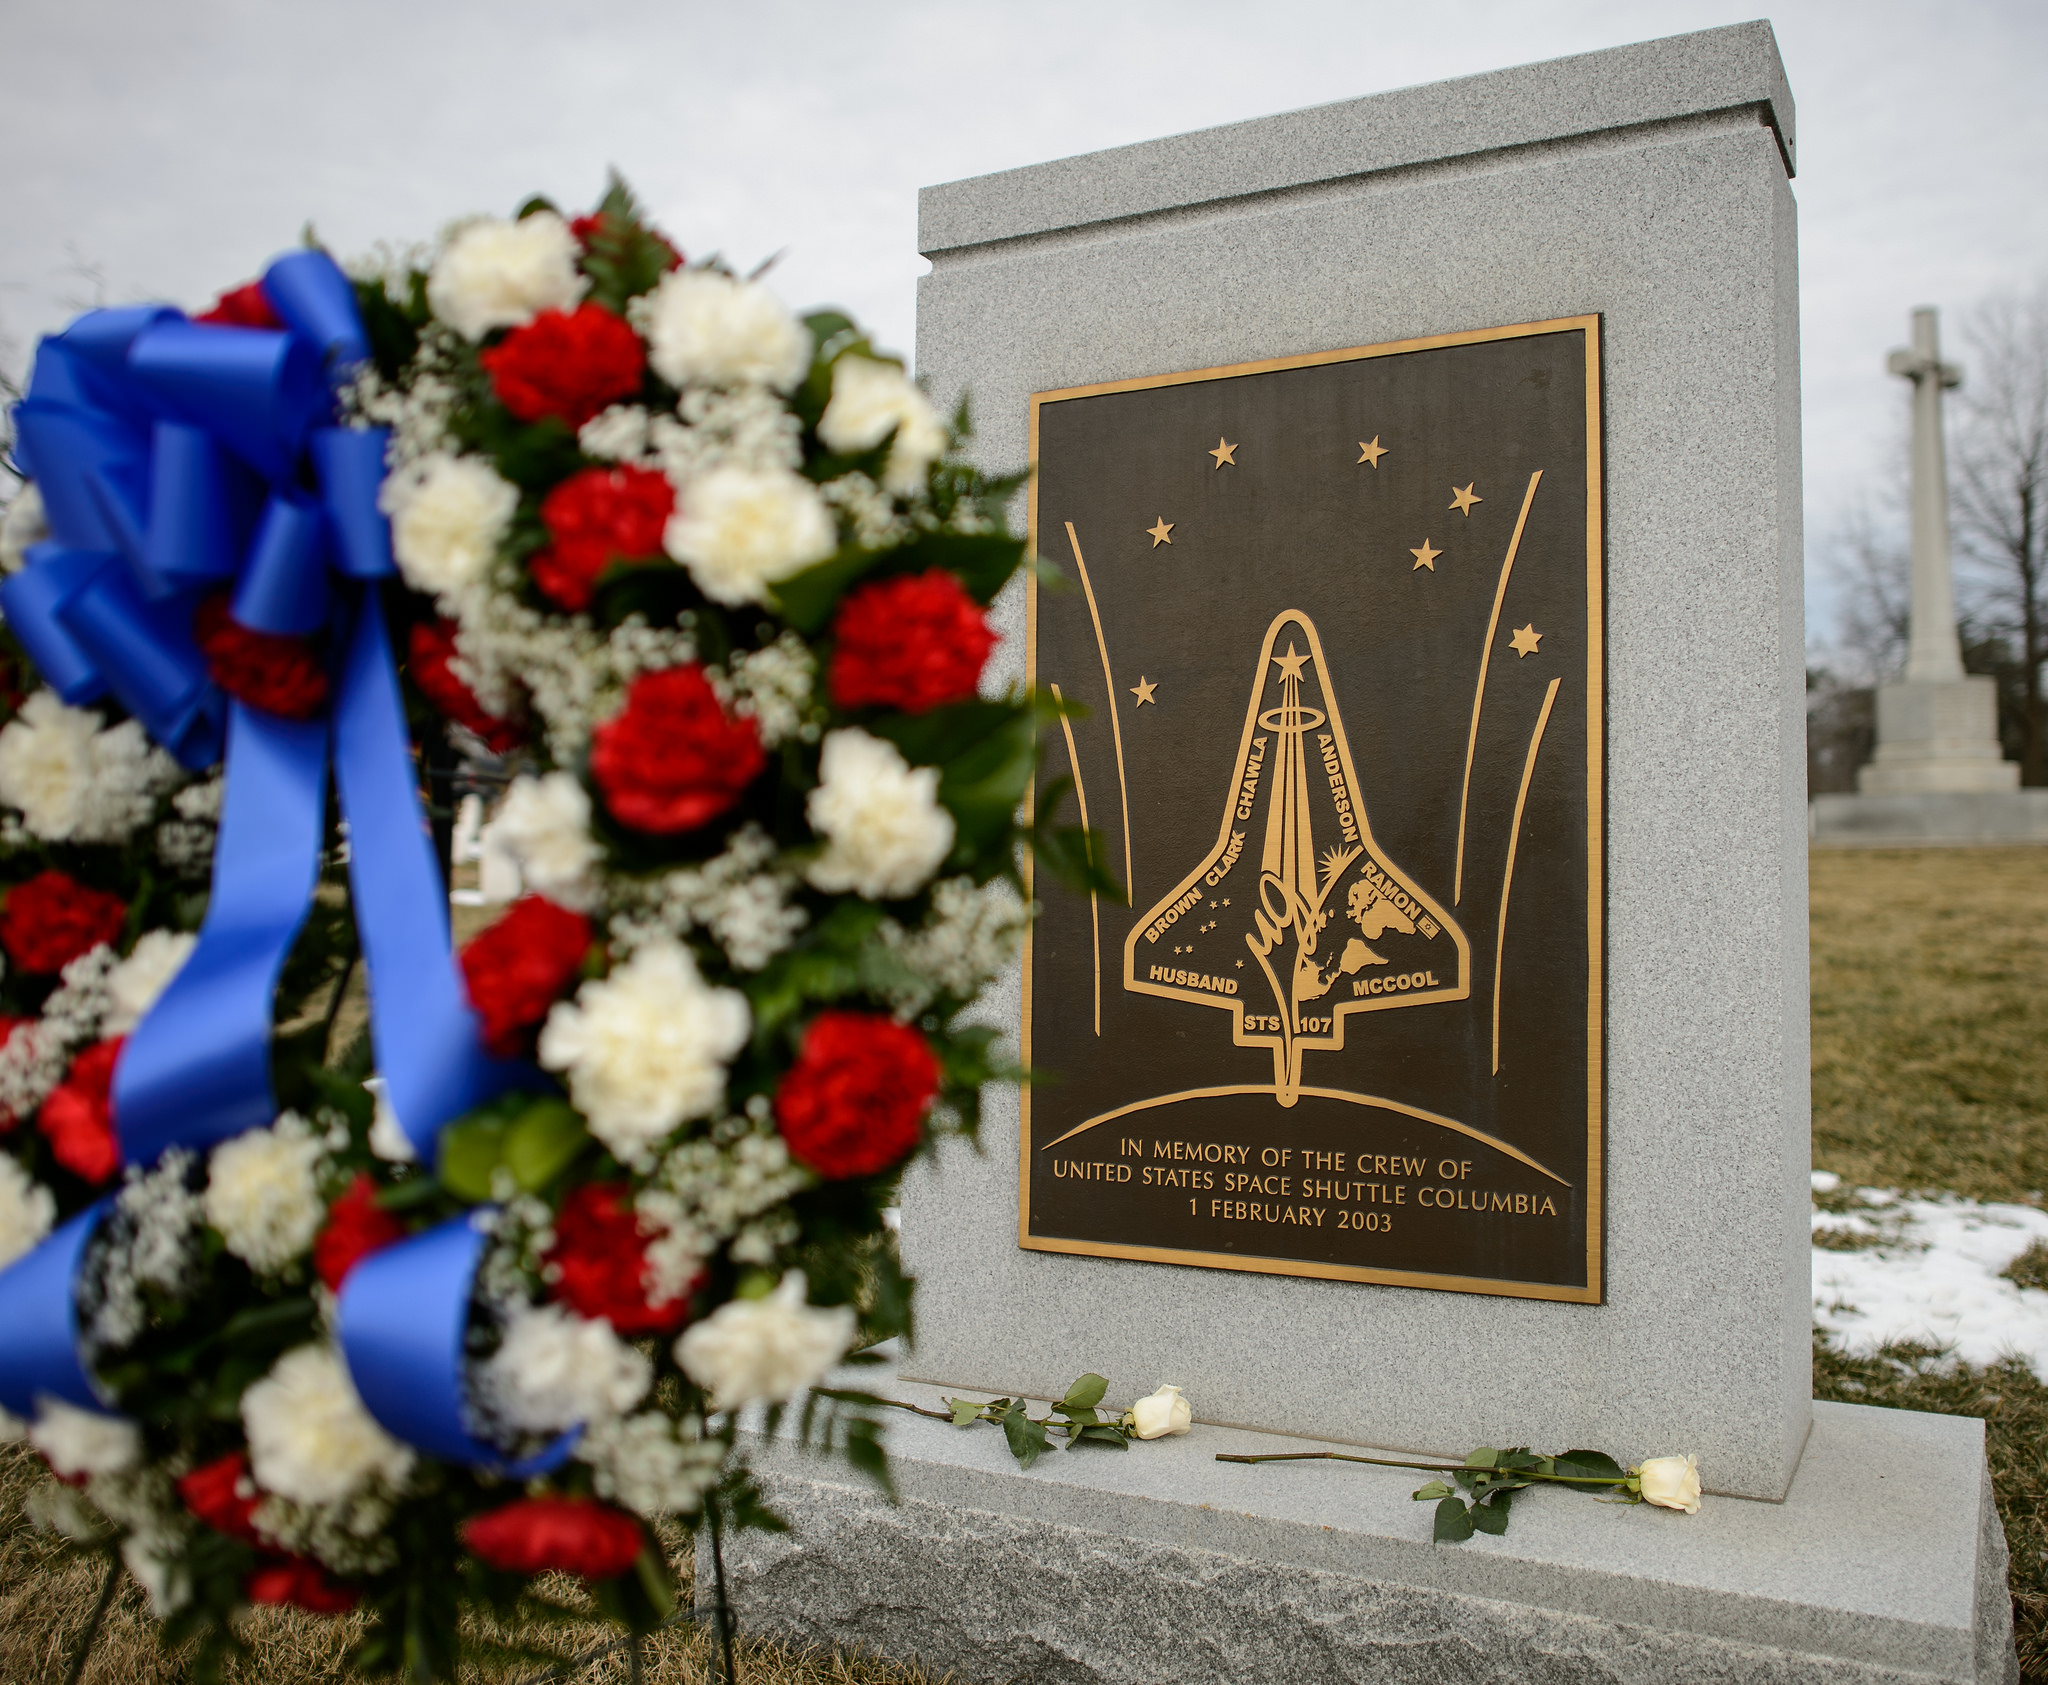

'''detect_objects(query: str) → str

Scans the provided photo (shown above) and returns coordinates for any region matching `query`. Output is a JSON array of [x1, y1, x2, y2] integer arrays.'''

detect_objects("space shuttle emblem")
[[1122, 609, 1471, 1105]]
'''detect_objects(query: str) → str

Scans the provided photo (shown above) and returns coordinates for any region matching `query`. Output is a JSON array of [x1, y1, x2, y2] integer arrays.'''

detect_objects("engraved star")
[[1146, 517, 1174, 546], [1357, 437, 1388, 468], [1209, 437, 1238, 468], [1235, 959, 1244, 968], [1510, 624, 1543, 658], [1410, 538, 1442, 571], [1222, 898, 1230, 906], [1129, 675, 1157, 706], [1273, 644, 1310, 681], [1450, 483, 1482, 516]]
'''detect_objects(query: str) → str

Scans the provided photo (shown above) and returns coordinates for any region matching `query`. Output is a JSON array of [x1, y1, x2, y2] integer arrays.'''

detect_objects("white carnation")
[[640, 269, 809, 391], [202, 1112, 326, 1273], [0, 691, 176, 844], [479, 772, 601, 911], [480, 1303, 651, 1434], [242, 1343, 414, 1508], [818, 357, 948, 495], [674, 1271, 854, 1412], [380, 452, 518, 605], [426, 212, 587, 341], [805, 728, 955, 901], [538, 938, 749, 1165], [0, 1154, 55, 1272], [29, 1399, 141, 1480], [0, 483, 49, 574], [102, 930, 197, 1037], [664, 466, 834, 607]]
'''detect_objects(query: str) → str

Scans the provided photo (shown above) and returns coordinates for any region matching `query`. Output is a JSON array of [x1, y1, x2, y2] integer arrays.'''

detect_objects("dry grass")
[[1810, 846, 2048, 1201], [0, 1446, 948, 1685]]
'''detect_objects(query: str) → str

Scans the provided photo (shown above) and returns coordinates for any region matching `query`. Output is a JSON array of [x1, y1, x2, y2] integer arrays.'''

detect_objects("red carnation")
[[1, 871, 127, 976], [479, 302, 645, 431], [589, 665, 764, 835], [245, 1556, 359, 1615], [312, 1174, 407, 1292], [195, 282, 282, 329], [193, 594, 329, 720], [775, 1012, 939, 1181], [408, 620, 524, 753], [177, 1450, 262, 1543], [546, 1182, 693, 1335], [529, 464, 674, 612], [459, 897, 592, 1057], [829, 570, 997, 714], [39, 1038, 123, 1185], [463, 1497, 644, 1580]]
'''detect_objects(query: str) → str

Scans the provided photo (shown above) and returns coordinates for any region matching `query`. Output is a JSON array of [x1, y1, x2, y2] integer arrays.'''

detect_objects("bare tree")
[[1952, 284, 2048, 784], [1819, 486, 1912, 686]]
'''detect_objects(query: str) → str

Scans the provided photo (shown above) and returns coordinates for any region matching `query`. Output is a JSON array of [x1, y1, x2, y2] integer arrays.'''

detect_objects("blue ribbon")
[[335, 1212, 576, 1476], [0, 1205, 112, 1419], [0, 251, 544, 1459]]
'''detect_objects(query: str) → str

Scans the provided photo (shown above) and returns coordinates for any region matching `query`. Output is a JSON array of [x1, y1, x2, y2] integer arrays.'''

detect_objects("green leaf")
[[1001, 1404, 1050, 1470], [1470, 1491, 1513, 1535], [1553, 1449, 1628, 1486], [1060, 1373, 1109, 1412], [503, 1098, 591, 1191], [1411, 1480, 1453, 1501], [436, 1113, 511, 1202], [948, 1398, 983, 1427], [769, 545, 884, 633], [1465, 1446, 1500, 1469], [1433, 1496, 1475, 1543]]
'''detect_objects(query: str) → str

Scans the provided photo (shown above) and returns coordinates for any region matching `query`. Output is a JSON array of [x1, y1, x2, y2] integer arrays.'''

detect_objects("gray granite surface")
[[720, 1364, 2015, 1684], [911, 24, 1812, 1501], [1811, 791, 2048, 845], [918, 20, 1794, 254]]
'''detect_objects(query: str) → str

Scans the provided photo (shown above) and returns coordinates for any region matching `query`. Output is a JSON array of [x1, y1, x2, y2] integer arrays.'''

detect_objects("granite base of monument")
[[719, 1359, 2016, 1685], [1811, 790, 2048, 847]]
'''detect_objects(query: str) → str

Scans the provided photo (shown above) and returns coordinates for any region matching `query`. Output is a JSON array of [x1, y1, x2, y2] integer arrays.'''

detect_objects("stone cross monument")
[[1856, 307, 2018, 795]]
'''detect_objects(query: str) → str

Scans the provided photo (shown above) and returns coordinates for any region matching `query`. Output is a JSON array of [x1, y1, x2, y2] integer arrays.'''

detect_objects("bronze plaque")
[[1022, 318, 1604, 1302]]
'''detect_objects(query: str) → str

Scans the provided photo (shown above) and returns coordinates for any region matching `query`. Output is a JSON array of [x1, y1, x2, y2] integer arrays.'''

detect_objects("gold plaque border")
[[1021, 315, 1605, 1305]]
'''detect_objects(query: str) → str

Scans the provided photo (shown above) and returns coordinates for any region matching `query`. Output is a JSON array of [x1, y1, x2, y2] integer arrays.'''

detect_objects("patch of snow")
[[1814, 1190, 2048, 1371]]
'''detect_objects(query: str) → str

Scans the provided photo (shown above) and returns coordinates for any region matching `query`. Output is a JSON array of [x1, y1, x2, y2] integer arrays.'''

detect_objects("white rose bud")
[[1130, 1383, 1192, 1440], [1635, 1453, 1701, 1514]]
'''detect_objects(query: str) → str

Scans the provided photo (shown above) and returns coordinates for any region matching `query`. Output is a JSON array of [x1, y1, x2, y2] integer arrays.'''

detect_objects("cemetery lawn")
[[1810, 845, 2048, 1677], [1810, 845, 2048, 1201]]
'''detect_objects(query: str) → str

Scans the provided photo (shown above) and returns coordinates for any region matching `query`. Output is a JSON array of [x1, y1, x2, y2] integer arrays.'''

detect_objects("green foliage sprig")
[[833, 1372, 1135, 1469]]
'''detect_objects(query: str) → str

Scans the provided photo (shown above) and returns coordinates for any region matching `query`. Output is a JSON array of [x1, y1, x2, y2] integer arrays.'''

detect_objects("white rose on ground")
[[538, 938, 749, 1164], [1130, 1383, 1193, 1440], [380, 452, 519, 605], [103, 929, 198, 1037], [0, 691, 173, 844], [640, 269, 809, 392], [202, 1112, 326, 1273], [664, 466, 834, 607], [805, 728, 955, 901], [817, 356, 948, 495], [0, 483, 49, 574], [478, 772, 600, 911], [426, 212, 587, 341], [1636, 1453, 1702, 1514], [242, 1343, 415, 1507], [0, 1153, 55, 1271], [481, 1303, 652, 1434], [30, 1399, 141, 1479], [674, 1271, 855, 1412]]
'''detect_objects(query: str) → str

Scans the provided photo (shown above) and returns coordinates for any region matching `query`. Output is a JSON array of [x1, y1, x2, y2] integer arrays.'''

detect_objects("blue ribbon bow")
[[0, 253, 549, 1462]]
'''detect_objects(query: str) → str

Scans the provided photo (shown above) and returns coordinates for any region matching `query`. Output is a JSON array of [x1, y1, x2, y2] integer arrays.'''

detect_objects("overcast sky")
[[4, 0, 2044, 642]]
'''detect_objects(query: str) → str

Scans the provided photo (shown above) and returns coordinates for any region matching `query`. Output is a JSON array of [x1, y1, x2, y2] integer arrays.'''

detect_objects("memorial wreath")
[[0, 178, 1110, 1679]]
